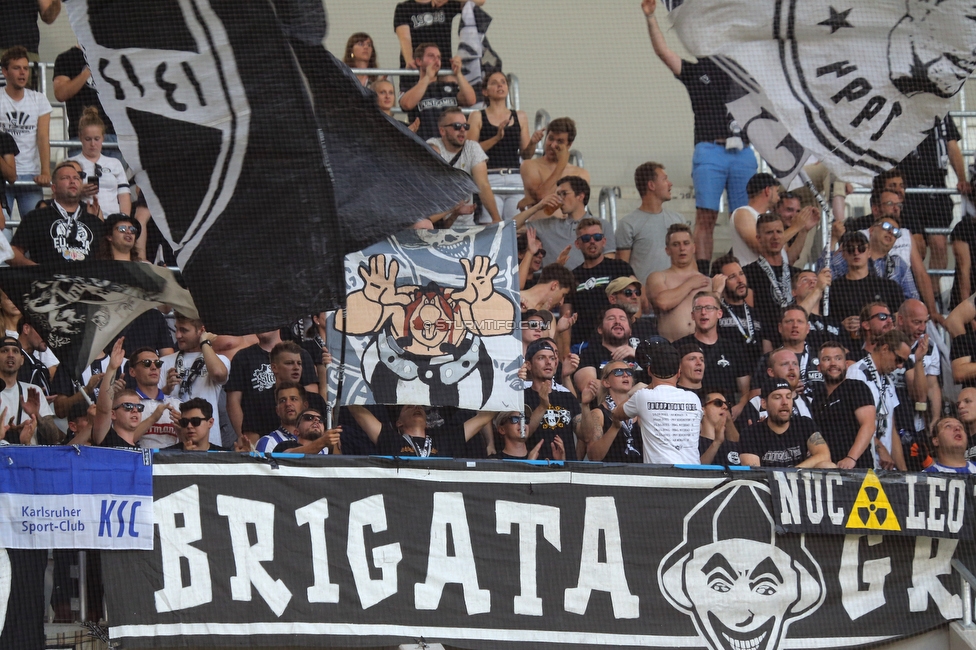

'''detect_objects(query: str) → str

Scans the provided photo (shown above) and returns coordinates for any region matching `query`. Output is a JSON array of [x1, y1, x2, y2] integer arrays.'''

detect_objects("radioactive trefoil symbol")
[[845, 470, 902, 531]]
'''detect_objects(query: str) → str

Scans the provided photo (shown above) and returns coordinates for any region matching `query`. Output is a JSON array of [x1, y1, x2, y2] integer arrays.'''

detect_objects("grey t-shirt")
[[615, 208, 688, 283], [427, 138, 488, 226], [531, 212, 616, 270]]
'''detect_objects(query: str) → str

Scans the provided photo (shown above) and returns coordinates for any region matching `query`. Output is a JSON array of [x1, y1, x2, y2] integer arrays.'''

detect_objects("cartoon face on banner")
[[888, 0, 976, 98], [334, 223, 522, 412], [659, 481, 825, 650], [65, 0, 250, 265]]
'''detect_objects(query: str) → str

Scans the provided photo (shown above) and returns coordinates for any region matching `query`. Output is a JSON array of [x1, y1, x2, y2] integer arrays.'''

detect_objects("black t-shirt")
[[425, 406, 484, 459], [0, 0, 41, 51], [743, 260, 799, 347], [0, 132, 18, 215], [225, 344, 319, 435], [163, 442, 229, 451], [524, 386, 579, 461], [490, 451, 530, 460], [951, 218, 976, 308], [952, 331, 976, 388], [899, 115, 960, 187], [829, 275, 905, 321], [699, 435, 741, 466], [676, 58, 748, 145], [741, 416, 820, 468], [393, 0, 462, 71], [570, 258, 636, 345], [717, 301, 763, 372], [674, 334, 746, 399], [598, 403, 642, 463], [578, 343, 636, 378], [98, 428, 137, 448], [376, 422, 442, 457], [119, 310, 174, 357], [810, 378, 874, 468], [53, 47, 116, 139], [11, 205, 104, 265], [408, 81, 460, 140]]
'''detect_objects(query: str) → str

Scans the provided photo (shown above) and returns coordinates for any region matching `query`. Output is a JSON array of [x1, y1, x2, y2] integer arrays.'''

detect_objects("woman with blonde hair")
[[70, 106, 130, 217]]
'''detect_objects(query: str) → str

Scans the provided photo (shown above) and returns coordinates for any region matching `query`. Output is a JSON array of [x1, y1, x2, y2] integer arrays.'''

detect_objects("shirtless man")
[[519, 117, 590, 211], [646, 223, 725, 341]]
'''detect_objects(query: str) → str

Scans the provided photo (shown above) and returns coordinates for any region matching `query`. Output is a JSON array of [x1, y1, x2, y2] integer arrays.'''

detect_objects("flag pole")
[[330, 305, 348, 431], [798, 170, 832, 317]]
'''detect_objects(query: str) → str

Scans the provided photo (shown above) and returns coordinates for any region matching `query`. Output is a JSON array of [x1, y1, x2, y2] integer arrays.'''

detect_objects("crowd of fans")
[[1, 0, 976, 477]]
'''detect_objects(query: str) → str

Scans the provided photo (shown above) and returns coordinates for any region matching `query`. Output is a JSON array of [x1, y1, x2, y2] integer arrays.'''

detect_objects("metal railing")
[[953, 559, 976, 628], [598, 186, 621, 233]]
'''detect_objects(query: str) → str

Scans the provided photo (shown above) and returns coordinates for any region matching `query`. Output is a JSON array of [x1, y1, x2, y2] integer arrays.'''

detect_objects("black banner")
[[769, 469, 975, 539], [105, 456, 976, 649]]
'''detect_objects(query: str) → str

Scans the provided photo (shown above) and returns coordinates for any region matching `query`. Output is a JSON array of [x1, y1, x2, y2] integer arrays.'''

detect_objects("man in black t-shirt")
[[574, 308, 638, 394], [571, 219, 636, 345], [740, 379, 832, 468], [743, 214, 799, 348], [642, 0, 757, 273], [393, 0, 463, 90], [0, 130, 17, 219], [811, 341, 876, 469], [830, 231, 905, 322], [524, 339, 595, 460], [52, 45, 116, 144], [605, 275, 658, 342], [9, 160, 103, 265], [900, 115, 968, 279], [348, 403, 492, 458], [398, 44, 475, 140]]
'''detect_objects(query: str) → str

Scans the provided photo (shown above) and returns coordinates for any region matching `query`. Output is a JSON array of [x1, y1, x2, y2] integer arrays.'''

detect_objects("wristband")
[[844, 455, 856, 462], [914, 402, 927, 412], [201, 339, 213, 347]]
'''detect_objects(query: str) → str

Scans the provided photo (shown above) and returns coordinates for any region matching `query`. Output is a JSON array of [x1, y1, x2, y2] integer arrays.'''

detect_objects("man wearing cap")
[[675, 342, 705, 399], [712, 254, 763, 374], [569, 218, 636, 346], [846, 329, 911, 471], [574, 307, 637, 395], [9, 160, 104, 266], [674, 291, 750, 418], [490, 411, 566, 460], [606, 276, 658, 341], [524, 338, 597, 461], [164, 398, 228, 451], [612, 342, 702, 465], [830, 230, 906, 323], [830, 211, 918, 301], [14, 316, 53, 396], [742, 213, 800, 347], [0, 334, 53, 430], [739, 378, 833, 468], [268, 407, 340, 455]]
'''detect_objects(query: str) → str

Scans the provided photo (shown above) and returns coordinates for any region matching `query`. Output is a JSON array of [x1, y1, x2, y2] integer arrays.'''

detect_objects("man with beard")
[[674, 292, 750, 418], [847, 329, 911, 471], [527, 339, 598, 460], [712, 254, 763, 373], [605, 276, 657, 341], [738, 347, 812, 430], [892, 299, 939, 469], [810, 341, 877, 469], [0, 335, 53, 434], [254, 382, 307, 453], [574, 307, 637, 394], [848, 301, 894, 362], [749, 306, 823, 406], [272, 407, 341, 455], [925, 418, 976, 474], [570, 218, 635, 346], [425, 107, 499, 225], [740, 379, 833, 468], [743, 213, 800, 347]]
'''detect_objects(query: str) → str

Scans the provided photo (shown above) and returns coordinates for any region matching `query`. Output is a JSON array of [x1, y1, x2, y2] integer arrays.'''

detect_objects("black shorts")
[[903, 190, 954, 234]]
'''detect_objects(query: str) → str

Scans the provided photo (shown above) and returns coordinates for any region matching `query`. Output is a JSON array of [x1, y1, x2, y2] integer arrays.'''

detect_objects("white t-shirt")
[[427, 138, 488, 226], [0, 89, 52, 176], [730, 205, 761, 267], [847, 359, 899, 470], [0, 381, 54, 425], [159, 350, 230, 446], [69, 154, 130, 215], [136, 390, 181, 450], [623, 384, 702, 465]]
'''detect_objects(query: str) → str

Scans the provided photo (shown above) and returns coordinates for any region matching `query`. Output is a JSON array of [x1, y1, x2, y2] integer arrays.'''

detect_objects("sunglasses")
[[877, 221, 902, 238], [504, 415, 521, 425], [844, 242, 868, 254], [578, 234, 605, 243], [446, 122, 470, 131], [533, 249, 546, 256], [621, 287, 642, 297], [708, 398, 731, 409], [868, 312, 891, 322], [609, 368, 635, 378], [179, 416, 207, 427], [300, 413, 323, 423], [894, 354, 909, 366], [134, 359, 164, 368], [113, 402, 145, 412], [116, 225, 138, 234]]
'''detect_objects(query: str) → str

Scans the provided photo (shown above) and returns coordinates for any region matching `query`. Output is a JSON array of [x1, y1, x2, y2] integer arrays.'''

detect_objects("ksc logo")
[[99, 499, 143, 538]]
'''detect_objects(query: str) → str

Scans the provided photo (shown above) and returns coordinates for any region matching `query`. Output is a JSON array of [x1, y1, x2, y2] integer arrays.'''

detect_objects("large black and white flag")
[[0, 262, 196, 381], [670, 0, 976, 183], [64, 0, 476, 334]]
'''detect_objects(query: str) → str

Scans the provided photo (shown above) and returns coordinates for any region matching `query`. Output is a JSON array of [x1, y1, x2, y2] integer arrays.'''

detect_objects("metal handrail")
[[850, 187, 957, 194], [533, 109, 550, 157], [569, 149, 583, 168], [598, 186, 622, 233], [952, 559, 976, 628]]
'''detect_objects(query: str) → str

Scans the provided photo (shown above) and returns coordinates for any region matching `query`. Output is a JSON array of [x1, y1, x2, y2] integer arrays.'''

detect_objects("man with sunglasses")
[[93, 337, 169, 447], [606, 276, 658, 342], [845, 302, 894, 363], [830, 212, 919, 301], [128, 347, 181, 449], [165, 398, 227, 452], [570, 219, 636, 346], [270, 408, 341, 456], [426, 107, 499, 226], [526, 176, 616, 270], [830, 231, 905, 324], [846, 329, 911, 471]]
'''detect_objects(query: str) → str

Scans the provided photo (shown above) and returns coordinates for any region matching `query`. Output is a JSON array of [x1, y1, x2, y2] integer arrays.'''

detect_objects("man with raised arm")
[[519, 117, 590, 208]]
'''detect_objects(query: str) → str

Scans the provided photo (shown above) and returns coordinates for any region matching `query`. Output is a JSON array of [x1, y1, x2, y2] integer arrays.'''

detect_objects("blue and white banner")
[[0, 446, 153, 550]]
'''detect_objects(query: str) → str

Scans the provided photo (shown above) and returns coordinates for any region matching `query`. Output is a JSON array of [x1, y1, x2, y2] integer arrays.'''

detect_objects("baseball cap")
[[522, 309, 554, 326], [605, 276, 641, 298], [525, 339, 557, 361], [644, 342, 680, 379], [839, 230, 868, 248], [0, 336, 21, 350], [675, 342, 704, 360], [761, 378, 792, 400]]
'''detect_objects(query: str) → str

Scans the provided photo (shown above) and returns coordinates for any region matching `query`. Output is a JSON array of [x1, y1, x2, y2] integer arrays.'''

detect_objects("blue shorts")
[[691, 142, 757, 212]]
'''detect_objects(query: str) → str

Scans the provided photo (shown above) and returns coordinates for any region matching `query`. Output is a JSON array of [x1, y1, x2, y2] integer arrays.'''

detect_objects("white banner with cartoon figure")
[[329, 223, 522, 411]]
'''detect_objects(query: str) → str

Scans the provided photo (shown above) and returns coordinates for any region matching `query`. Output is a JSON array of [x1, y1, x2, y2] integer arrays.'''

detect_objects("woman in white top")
[[70, 107, 130, 217]]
